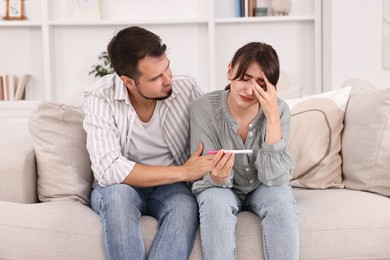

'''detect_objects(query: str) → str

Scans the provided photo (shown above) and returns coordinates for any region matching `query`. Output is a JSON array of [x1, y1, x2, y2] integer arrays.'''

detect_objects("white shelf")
[[0, 100, 41, 109], [48, 19, 209, 26], [215, 15, 315, 24], [0, 0, 321, 100], [0, 21, 42, 27]]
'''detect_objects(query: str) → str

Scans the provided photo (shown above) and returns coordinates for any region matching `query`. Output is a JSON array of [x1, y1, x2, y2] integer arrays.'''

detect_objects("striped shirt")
[[83, 73, 205, 187], [190, 90, 295, 198]]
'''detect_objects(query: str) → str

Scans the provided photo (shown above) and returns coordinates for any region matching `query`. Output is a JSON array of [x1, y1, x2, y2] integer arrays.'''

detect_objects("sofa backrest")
[[26, 80, 390, 207], [341, 83, 390, 197]]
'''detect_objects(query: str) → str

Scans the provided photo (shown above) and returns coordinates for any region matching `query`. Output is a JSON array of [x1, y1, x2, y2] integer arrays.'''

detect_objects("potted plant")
[[89, 51, 114, 78]]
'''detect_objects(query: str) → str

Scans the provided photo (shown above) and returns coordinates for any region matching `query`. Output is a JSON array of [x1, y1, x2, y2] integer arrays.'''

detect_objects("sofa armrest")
[[0, 136, 38, 203]]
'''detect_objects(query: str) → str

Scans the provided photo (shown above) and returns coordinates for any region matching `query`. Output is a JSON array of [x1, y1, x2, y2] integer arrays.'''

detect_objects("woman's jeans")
[[91, 182, 199, 260], [196, 184, 299, 260]]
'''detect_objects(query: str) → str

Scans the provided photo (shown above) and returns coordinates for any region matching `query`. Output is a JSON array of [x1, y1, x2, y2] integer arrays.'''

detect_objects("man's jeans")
[[196, 184, 299, 260], [91, 182, 199, 260]]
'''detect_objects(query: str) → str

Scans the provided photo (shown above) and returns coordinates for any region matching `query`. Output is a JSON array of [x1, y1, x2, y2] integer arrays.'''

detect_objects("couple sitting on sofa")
[[83, 26, 298, 260]]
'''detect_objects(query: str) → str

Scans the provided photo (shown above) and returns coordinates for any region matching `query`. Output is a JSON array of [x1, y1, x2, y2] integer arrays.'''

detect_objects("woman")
[[190, 42, 299, 259]]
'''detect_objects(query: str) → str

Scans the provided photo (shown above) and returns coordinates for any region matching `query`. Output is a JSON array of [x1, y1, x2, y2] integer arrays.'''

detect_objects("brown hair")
[[107, 26, 167, 80], [226, 42, 280, 89]]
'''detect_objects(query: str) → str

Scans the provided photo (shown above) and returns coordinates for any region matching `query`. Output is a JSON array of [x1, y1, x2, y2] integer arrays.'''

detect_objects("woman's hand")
[[252, 71, 279, 120], [210, 150, 234, 185], [252, 71, 282, 144]]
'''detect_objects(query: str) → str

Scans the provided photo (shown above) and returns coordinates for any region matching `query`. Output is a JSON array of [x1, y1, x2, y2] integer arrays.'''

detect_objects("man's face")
[[134, 54, 173, 100]]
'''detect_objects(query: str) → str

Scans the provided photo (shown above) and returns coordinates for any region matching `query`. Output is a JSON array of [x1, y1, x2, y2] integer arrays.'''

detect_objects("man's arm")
[[122, 143, 214, 187]]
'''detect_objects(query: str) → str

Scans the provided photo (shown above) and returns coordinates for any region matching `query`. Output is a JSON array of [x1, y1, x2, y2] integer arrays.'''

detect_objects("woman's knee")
[[197, 188, 239, 216], [170, 190, 199, 217], [248, 185, 297, 217]]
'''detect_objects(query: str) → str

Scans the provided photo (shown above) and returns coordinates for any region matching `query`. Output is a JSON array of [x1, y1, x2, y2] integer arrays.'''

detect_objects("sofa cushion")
[[294, 188, 390, 259], [0, 201, 105, 260], [0, 137, 38, 203], [28, 102, 93, 205], [342, 86, 390, 197], [285, 87, 351, 189]]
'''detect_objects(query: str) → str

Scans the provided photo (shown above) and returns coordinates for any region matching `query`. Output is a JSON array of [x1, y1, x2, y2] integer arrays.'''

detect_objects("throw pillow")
[[285, 86, 351, 189], [28, 102, 93, 205], [342, 87, 390, 197]]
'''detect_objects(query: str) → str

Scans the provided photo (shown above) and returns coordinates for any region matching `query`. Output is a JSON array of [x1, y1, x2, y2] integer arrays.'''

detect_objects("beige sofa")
[[1, 79, 390, 259]]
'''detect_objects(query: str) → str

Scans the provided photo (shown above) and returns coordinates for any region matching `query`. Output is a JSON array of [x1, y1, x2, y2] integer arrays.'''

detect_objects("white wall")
[[323, 0, 390, 90]]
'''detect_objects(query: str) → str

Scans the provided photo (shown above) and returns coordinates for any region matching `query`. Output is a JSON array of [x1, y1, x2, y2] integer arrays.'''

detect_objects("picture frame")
[[3, 0, 27, 20]]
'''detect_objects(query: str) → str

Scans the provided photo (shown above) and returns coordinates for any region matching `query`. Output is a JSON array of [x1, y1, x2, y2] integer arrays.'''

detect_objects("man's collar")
[[113, 73, 128, 101]]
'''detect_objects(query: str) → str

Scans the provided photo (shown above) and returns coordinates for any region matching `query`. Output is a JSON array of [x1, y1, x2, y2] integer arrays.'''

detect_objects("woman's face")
[[227, 61, 266, 108]]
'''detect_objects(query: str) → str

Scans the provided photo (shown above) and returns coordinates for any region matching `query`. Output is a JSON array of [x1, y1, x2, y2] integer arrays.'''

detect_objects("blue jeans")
[[196, 184, 299, 260], [91, 182, 199, 260]]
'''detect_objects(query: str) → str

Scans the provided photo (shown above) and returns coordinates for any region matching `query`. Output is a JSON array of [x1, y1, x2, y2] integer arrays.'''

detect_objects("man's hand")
[[210, 150, 234, 185], [122, 143, 213, 187], [183, 143, 214, 182]]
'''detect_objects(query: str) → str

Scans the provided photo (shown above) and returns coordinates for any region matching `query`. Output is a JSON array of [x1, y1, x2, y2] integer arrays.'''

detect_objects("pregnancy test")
[[207, 150, 253, 155]]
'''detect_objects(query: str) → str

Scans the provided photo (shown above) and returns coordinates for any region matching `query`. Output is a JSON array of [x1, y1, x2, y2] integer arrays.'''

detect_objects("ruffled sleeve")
[[255, 138, 295, 186]]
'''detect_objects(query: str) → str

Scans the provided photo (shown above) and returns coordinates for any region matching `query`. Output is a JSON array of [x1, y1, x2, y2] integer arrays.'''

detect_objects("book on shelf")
[[235, 0, 242, 17], [3, 74, 16, 101], [3, 75, 8, 100], [248, 0, 256, 17], [0, 73, 31, 101], [0, 76, 3, 100], [237, 0, 259, 17], [218, 0, 259, 18], [9, 75, 15, 100], [2, 74, 11, 100], [14, 74, 31, 100]]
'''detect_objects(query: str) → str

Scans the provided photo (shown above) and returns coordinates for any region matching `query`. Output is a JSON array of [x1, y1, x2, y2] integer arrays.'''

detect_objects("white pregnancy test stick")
[[207, 150, 253, 155]]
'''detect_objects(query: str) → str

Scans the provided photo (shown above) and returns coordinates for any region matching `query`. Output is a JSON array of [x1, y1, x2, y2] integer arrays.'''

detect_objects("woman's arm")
[[255, 100, 295, 186], [252, 72, 295, 186]]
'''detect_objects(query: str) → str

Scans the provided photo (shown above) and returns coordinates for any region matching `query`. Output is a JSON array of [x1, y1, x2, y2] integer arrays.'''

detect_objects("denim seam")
[[148, 197, 168, 259], [261, 222, 270, 260], [95, 191, 113, 260]]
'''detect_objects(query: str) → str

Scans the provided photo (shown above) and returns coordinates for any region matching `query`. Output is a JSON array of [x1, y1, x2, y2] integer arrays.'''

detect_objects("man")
[[83, 26, 213, 260]]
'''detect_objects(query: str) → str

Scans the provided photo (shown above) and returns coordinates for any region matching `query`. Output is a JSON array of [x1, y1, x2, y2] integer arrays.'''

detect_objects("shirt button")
[[249, 123, 253, 128], [246, 168, 250, 172], [248, 132, 253, 137], [249, 180, 254, 184]]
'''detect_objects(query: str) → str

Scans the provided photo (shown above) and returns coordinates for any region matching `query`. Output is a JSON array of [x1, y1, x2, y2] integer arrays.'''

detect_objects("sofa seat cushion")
[[143, 211, 264, 260], [0, 201, 105, 260], [1, 189, 389, 260], [0, 201, 264, 260], [294, 188, 390, 259]]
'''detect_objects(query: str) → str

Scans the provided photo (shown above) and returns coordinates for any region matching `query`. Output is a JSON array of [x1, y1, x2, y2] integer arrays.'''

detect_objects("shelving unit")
[[0, 0, 322, 145]]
